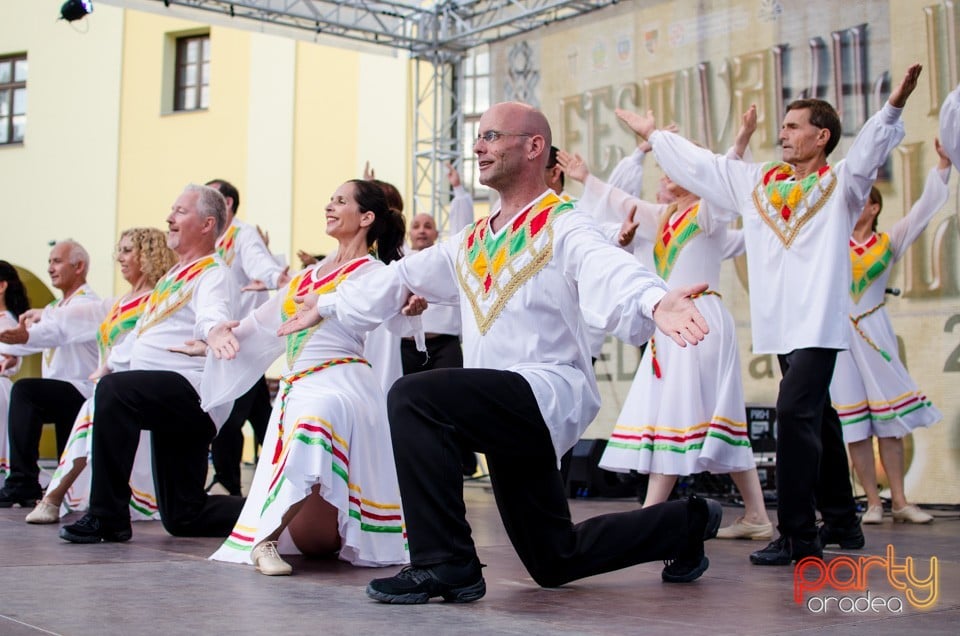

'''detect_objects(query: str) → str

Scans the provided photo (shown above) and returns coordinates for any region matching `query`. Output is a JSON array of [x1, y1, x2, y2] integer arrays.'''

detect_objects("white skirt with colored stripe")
[[45, 396, 159, 520], [599, 295, 754, 476], [831, 310, 941, 443], [210, 360, 408, 568], [0, 377, 11, 489]]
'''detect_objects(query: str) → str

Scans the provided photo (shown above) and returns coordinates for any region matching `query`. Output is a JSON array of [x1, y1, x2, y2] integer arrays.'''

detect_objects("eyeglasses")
[[475, 130, 532, 144]]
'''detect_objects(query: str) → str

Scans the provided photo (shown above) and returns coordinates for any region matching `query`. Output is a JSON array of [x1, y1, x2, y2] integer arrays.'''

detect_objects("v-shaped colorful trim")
[[216, 224, 239, 266], [97, 293, 149, 359], [456, 193, 573, 334], [138, 256, 219, 335], [654, 202, 701, 280], [849, 233, 892, 303], [752, 163, 836, 248], [281, 257, 371, 367]]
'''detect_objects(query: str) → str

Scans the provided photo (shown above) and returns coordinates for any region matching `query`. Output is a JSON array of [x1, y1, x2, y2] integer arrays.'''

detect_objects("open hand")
[[207, 321, 242, 360], [297, 250, 318, 268], [616, 109, 657, 141], [277, 294, 321, 336], [0, 316, 29, 345], [168, 339, 209, 357], [889, 63, 922, 109], [0, 355, 18, 374], [652, 283, 710, 346], [556, 150, 590, 183], [619, 205, 640, 246]]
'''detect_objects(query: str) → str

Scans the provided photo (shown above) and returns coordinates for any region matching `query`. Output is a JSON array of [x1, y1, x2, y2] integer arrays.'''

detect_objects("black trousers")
[[89, 371, 244, 537], [400, 334, 464, 374], [388, 368, 691, 588], [400, 335, 477, 475], [775, 348, 858, 540], [4, 378, 86, 496], [210, 376, 272, 495]]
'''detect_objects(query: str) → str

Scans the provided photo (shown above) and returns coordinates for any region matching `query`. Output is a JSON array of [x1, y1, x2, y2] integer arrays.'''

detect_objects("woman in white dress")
[[203, 179, 414, 575], [831, 139, 952, 525], [23, 228, 177, 523], [0, 261, 30, 490], [563, 110, 773, 540]]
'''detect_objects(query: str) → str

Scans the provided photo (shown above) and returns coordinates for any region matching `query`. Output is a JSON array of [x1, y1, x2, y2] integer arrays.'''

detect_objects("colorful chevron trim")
[[835, 392, 934, 427], [215, 224, 240, 266], [281, 257, 372, 367], [97, 293, 149, 359], [654, 202, 701, 280], [606, 416, 751, 453], [849, 233, 892, 303], [138, 256, 218, 335], [752, 162, 836, 248]]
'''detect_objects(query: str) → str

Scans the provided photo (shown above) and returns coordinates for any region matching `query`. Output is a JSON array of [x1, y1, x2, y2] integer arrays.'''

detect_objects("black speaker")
[[563, 438, 645, 499], [746, 404, 777, 454]]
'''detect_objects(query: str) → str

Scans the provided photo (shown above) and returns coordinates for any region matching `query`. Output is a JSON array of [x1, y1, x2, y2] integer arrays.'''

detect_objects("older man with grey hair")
[[61, 184, 243, 543], [0, 240, 100, 507]]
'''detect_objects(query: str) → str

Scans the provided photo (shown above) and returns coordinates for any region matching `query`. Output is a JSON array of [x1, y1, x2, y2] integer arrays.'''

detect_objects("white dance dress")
[[831, 167, 950, 441], [205, 256, 409, 567]]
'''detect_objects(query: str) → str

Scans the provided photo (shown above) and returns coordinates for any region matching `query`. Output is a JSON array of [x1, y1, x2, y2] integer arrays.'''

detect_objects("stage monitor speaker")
[[746, 404, 777, 454], [563, 438, 644, 499]]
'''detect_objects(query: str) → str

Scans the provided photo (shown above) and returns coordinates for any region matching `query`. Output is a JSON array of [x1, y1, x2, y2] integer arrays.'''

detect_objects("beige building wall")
[[0, 0, 125, 297]]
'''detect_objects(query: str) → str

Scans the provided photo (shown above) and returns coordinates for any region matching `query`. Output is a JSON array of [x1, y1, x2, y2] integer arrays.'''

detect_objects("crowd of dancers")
[[0, 63, 957, 604]]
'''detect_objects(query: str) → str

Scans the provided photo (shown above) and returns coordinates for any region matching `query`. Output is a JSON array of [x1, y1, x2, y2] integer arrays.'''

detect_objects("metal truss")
[[102, 0, 619, 224]]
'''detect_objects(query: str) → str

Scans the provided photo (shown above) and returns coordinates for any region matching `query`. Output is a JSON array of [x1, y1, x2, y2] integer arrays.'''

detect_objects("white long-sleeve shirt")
[[940, 83, 960, 171], [650, 102, 906, 354], [217, 218, 286, 318], [0, 284, 100, 397], [110, 254, 237, 428], [315, 190, 668, 458]]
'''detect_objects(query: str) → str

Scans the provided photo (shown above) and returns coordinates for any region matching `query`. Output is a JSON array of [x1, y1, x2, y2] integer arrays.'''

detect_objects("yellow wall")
[[0, 0, 124, 299]]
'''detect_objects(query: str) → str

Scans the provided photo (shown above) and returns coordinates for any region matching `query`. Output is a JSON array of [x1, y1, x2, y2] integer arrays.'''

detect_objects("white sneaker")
[[892, 504, 933, 524], [251, 541, 293, 575], [25, 500, 60, 524], [861, 505, 884, 524]]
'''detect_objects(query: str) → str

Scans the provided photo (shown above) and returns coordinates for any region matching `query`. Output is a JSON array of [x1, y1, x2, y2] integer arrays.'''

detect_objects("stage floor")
[[1, 481, 957, 635]]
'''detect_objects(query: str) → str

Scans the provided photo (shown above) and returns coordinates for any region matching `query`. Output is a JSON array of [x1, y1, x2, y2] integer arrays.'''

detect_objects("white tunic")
[[111, 254, 237, 429], [317, 190, 669, 460], [1, 284, 101, 397], [606, 146, 648, 200], [217, 218, 287, 318], [940, 83, 960, 170], [831, 167, 950, 441], [650, 102, 907, 354]]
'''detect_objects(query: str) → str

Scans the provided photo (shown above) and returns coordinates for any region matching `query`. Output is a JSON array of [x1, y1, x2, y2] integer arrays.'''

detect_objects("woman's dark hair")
[[0, 260, 31, 319], [868, 185, 883, 232], [370, 179, 404, 214], [349, 179, 406, 265]]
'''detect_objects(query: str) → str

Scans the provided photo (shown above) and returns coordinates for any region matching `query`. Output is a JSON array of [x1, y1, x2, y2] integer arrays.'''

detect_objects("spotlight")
[[60, 0, 93, 22]]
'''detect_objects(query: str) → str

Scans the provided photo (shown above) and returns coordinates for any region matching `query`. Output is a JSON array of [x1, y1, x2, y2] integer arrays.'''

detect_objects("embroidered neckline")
[[97, 293, 150, 359], [281, 256, 372, 367], [216, 224, 239, 266], [137, 256, 219, 335], [654, 202, 701, 280], [849, 232, 892, 303], [752, 162, 836, 248], [456, 192, 573, 334]]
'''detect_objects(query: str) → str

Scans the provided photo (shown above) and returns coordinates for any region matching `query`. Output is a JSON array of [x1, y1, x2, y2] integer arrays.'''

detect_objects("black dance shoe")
[[366, 558, 486, 604], [59, 513, 132, 544]]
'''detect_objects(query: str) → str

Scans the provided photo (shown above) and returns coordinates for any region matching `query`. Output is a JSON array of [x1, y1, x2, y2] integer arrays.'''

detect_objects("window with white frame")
[[458, 47, 490, 199]]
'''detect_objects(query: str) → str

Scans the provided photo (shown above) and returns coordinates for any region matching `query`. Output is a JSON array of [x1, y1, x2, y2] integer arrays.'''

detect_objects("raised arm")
[[887, 141, 952, 260], [939, 83, 960, 170], [616, 108, 758, 216]]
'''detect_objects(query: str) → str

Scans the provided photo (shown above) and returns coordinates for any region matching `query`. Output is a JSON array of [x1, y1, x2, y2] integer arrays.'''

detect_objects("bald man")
[[278, 101, 720, 603]]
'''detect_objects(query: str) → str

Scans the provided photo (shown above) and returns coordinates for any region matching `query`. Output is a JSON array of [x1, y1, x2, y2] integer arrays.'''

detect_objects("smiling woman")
[[201, 178, 414, 575]]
